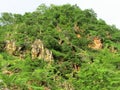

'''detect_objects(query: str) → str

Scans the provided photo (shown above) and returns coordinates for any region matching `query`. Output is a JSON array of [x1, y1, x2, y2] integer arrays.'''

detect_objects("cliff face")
[[31, 39, 53, 62]]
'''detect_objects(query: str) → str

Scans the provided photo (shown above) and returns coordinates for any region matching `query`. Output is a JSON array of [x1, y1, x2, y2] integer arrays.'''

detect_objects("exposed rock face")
[[88, 37, 103, 50], [5, 40, 17, 54], [44, 48, 53, 62], [4, 39, 53, 61], [5, 40, 26, 59], [31, 39, 44, 59], [31, 39, 53, 62]]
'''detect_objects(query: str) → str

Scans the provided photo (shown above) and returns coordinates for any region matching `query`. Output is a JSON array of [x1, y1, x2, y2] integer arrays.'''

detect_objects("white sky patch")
[[0, 0, 120, 28]]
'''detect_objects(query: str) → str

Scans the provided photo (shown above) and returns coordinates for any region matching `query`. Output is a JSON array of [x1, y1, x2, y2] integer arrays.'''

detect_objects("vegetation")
[[0, 4, 120, 90]]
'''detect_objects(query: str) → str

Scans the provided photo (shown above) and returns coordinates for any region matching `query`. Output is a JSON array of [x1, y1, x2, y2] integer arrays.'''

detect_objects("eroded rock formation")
[[5, 39, 53, 62], [88, 37, 103, 50], [5, 40, 27, 59], [5, 40, 17, 54], [31, 39, 53, 62]]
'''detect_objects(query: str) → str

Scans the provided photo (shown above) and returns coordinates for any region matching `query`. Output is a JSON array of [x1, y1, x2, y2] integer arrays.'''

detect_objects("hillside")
[[0, 4, 120, 90]]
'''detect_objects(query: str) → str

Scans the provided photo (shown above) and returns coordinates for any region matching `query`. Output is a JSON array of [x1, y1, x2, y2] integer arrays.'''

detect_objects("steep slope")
[[0, 4, 120, 90]]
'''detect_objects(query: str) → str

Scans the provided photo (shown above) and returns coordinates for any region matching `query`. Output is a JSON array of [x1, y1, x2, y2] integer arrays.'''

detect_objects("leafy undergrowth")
[[0, 49, 120, 90]]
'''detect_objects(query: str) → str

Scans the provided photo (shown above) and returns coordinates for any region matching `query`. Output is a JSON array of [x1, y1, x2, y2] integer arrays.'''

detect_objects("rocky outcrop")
[[31, 39, 53, 62], [4, 39, 53, 62], [5, 40, 17, 54], [5, 40, 26, 59], [88, 37, 103, 50]]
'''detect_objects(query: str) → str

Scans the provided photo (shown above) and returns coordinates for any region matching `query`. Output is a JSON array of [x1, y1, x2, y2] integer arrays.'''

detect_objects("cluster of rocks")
[[5, 39, 53, 62]]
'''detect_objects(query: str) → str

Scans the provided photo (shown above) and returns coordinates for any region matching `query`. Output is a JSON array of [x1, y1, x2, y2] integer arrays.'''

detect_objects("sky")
[[0, 0, 120, 29]]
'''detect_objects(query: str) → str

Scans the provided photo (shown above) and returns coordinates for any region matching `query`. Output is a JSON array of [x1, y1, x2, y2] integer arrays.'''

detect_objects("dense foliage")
[[0, 4, 120, 90]]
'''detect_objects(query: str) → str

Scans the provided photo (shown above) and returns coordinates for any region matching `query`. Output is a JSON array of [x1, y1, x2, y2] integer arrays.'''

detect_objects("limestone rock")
[[5, 40, 17, 54], [4, 39, 53, 61], [88, 37, 103, 50], [44, 48, 53, 62], [31, 39, 44, 59], [31, 39, 53, 62]]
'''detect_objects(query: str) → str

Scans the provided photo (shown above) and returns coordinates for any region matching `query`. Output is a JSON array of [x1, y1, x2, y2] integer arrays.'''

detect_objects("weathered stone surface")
[[44, 48, 53, 62], [5, 40, 16, 54], [88, 37, 103, 50], [31, 39, 44, 59], [4, 39, 53, 61], [31, 39, 53, 62]]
